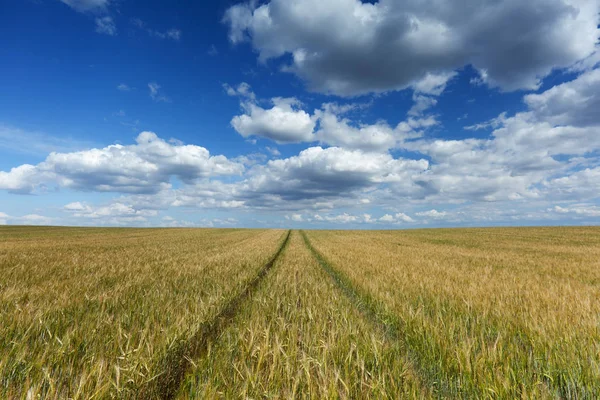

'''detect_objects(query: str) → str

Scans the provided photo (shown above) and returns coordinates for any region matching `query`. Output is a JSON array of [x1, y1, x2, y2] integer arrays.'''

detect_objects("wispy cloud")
[[148, 82, 171, 102], [208, 45, 218, 56], [60, 0, 109, 14], [117, 83, 131, 91], [95, 16, 117, 36], [0, 124, 95, 155], [132, 18, 181, 41], [0, 212, 53, 225], [60, 0, 117, 36]]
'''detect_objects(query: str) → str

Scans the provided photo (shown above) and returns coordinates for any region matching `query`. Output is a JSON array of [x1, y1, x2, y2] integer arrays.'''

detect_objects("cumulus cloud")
[[4, 65, 600, 226], [550, 205, 600, 217], [379, 214, 395, 222], [240, 146, 428, 208], [314, 111, 402, 152], [228, 84, 435, 150], [225, 0, 599, 95], [377, 212, 415, 223], [313, 213, 359, 223], [395, 212, 415, 223], [0, 132, 243, 194], [63, 201, 158, 224], [524, 68, 600, 127], [286, 213, 304, 222], [231, 96, 316, 143], [401, 69, 600, 203], [0, 212, 53, 225], [416, 209, 449, 219], [543, 167, 600, 200]]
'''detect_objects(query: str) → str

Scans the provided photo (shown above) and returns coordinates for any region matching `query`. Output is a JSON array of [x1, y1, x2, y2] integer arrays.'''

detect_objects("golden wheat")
[[2, 226, 598, 398], [179, 231, 425, 399], [0, 227, 285, 399], [305, 227, 600, 398]]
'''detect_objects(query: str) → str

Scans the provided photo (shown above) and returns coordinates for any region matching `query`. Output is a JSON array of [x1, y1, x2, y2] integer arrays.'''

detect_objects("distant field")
[[1, 226, 599, 398]]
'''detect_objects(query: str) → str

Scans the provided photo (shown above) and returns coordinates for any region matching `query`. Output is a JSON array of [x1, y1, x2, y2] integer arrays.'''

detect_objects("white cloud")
[[0, 212, 53, 226], [416, 209, 449, 219], [395, 212, 415, 223], [310, 211, 415, 224], [64, 201, 158, 220], [400, 69, 600, 204], [408, 95, 438, 117], [265, 146, 281, 157], [0, 132, 243, 194], [314, 111, 400, 152], [225, 0, 599, 95], [228, 84, 434, 151], [148, 82, 171, 102], [95, 16, 116, 36], [224, 82, 256, 100], [232, 96, 316, 143], [412, 72, 457, 96], [524, 68, 600, 127], [313, 213, 359, 223], [378, 212, 415, 223], [20, 214, 54, 225], [286, 213, 303, 222], [117, 83, 131, 91], [409, 72, 457, 116], [60, 0, 116, 36], [379, 214, 394, 222], [162, 29, 182, 41], [550, 205, 600, 217], [3, 65, 600, 226], [240, 146, 428, 209], [543, 167, 600, 200], [64, 202, 88, 211]]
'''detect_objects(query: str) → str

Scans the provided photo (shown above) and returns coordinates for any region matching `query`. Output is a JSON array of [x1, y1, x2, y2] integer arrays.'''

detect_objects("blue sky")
[[1, 0, 599, 228]]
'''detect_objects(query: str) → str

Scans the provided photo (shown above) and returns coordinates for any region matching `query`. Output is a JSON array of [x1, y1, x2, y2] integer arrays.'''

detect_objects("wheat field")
[[1, 226, 599, 398]]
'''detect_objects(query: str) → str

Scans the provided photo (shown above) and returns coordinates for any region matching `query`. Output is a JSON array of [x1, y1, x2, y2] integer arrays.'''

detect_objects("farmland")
[[1, 226, 599, 398]]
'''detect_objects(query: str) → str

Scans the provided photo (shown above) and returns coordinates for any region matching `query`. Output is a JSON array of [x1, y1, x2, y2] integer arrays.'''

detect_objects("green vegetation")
[[1, 226, 599, 398]]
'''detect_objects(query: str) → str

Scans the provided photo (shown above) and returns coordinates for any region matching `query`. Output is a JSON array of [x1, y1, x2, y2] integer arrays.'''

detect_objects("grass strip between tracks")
[[300, 230, 456, 398], [137, 230, 291, 400]]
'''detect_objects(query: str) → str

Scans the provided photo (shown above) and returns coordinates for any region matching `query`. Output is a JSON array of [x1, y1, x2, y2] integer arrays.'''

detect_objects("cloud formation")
[[0, 132, 243, 194], [231, 96, 316, 143], [225, 0, 599, 95], [4, 68, 599, 224], [228, 83, 436, 150]]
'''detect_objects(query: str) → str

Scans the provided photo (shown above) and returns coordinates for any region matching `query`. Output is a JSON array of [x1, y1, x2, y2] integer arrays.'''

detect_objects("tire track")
[[300, 230, 455, 398], [137, 230, 291, 400]]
